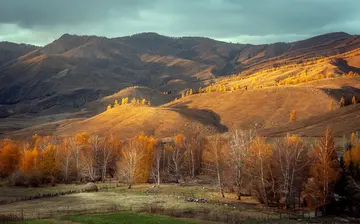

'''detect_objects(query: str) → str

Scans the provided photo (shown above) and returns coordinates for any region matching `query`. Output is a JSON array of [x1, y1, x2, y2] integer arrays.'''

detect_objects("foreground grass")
[[0, 182, 118, 202], [11, 212, 205, 224]]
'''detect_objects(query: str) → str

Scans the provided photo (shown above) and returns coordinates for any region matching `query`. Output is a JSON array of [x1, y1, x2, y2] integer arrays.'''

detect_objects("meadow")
[[0, 183, 308, 224]]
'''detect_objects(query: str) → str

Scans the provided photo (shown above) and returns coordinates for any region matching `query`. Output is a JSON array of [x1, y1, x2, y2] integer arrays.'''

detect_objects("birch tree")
[[203, 134, 227, 198], [228, 129, 257, 200], [273, 135, 310, 207]]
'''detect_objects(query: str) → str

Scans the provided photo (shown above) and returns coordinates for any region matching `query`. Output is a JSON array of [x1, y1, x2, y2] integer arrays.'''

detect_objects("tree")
[[38, 144, 60, 183], [114, 100, 120, 107], [273, 135, 310, 208], [328, 101, 336, 111], [305, 128, 339, 210], [182, 132, 203, 178], [203, 134, 227, 198], [152, 144, 163, 186], [0, 139, 20, 177], [70, 132, 89, 180], [339, 97, 345, 107], [289, 110, 296, 122], [228, 129, 257, 200], [246, 137, 273, 206], [141, 99, 146, 105], [117, 133, 155, 188], [189, 89, 193, 95], [59, 138, 73, 182], [168, 134, 186, 182], [121, 97, 129, 105], [352, 96, 357, 105], [106, 105, 112, 111], [100, 134, 121, 181], [80, 134, 100, 181]]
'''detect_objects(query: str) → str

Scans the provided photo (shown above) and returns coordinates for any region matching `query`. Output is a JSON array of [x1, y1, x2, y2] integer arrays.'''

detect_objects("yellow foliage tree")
[[328, 101, 336, 111], [339, 97, 345, 107], [106, 105, 112, 111], [289, 110, 296, 122], [114, 100, 119, 107], [352, 96, 357, 105]]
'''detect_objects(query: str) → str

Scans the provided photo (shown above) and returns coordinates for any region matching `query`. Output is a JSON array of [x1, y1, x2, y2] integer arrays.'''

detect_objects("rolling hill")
[[1, 32, 360, 139]]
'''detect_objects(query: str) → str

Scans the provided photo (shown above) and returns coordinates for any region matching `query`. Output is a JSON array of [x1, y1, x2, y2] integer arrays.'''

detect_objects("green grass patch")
[[62, 212, 202, 224], [9, 220, 50, 224]]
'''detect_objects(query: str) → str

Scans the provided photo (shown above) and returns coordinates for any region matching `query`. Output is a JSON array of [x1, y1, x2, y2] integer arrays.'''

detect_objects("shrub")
[[84, 182, 98, 192], [27, 171, 42, 187], [9, 171, 27, 186]]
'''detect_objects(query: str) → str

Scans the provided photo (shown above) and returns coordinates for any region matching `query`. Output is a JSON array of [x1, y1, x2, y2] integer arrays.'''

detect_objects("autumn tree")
[[106, 105, 112, 111], [114, 100, 120, 107], [168, 134, 186, 182], [152, 144, 163, 186], [228, 129, 256, 200], [121, 97, 129, 105], [182, 132, 203, 178], [305, 128, 339, 210], [38, 144, 60, 183], [59, 138, 73, 182], [100, 134, 121, 181], [70, 132, 89, 180], [289, 110, 296, 122], [246, 137, 273, 206], [0, 139, 20, 177], [80, 134, 100, 181], [203, 134, 227, 198], [328, 100, 336, 111], [272, 135, 310, 208], [339, 97, 345, 107], [117, 133, 155, 188], [352, 96, 357, 105]]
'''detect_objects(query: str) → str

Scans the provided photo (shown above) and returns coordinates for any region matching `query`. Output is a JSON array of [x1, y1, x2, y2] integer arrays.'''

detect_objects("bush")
[[9, 171, 27, 186], [84, 182, 98, 192], [27, 171, 42, 187]]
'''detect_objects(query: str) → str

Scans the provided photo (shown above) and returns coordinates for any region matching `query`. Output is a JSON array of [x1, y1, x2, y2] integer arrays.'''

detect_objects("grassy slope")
[[54, 105, 226, 138], [5, 78, 360, 139]]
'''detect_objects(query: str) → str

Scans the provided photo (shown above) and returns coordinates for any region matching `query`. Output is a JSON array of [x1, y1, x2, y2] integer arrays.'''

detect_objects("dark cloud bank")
[[0, 0, 359, 45]]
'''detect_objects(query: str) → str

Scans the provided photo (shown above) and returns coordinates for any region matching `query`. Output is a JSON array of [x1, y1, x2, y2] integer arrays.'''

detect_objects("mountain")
[[0, 32, 360, 137], [0, 42, 38, 66]]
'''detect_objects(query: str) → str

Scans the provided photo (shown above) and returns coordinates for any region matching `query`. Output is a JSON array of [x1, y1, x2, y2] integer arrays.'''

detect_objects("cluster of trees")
[[330, 96, 358, 111], [107, 98, 151, 111], [0, 129, 355, 212], [344, 132, 360, 179], [0, 133, 121, 185]]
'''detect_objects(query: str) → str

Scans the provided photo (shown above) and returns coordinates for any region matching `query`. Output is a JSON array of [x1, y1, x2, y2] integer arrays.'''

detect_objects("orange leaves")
[[307, 128, 339, 207], [118, 132, 156, 186], [339, 97, 345, 107], [352, 96, 357, 105], [175, 133, 184, 147], [0, 139, 20, 177], [19, 148, 39, 174], [289, 110, 296, 122]]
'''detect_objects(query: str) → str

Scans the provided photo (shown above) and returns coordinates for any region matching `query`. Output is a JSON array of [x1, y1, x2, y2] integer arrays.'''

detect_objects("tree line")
[[0, 129, 358, 212]]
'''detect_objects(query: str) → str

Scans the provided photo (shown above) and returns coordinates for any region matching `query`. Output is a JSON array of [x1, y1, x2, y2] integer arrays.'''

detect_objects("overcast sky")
[[0, 0, 359, 46]]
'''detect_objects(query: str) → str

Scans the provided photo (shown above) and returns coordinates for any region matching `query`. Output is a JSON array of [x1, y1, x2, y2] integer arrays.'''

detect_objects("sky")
[[0, 0, 359, 46]]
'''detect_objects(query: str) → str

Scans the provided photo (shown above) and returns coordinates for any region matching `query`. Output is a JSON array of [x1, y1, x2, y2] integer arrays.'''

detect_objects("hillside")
[[6, 76, 360, 140], [260, 103, 360, 137], [0, 32, 359, 119], [1, 32, 360, 138], [0, 42, 38, 66], [84, 86, 174, 114]]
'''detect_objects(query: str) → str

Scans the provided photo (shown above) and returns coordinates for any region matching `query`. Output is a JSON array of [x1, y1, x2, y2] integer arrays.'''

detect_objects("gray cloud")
[[0, 0, 359, 45]]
